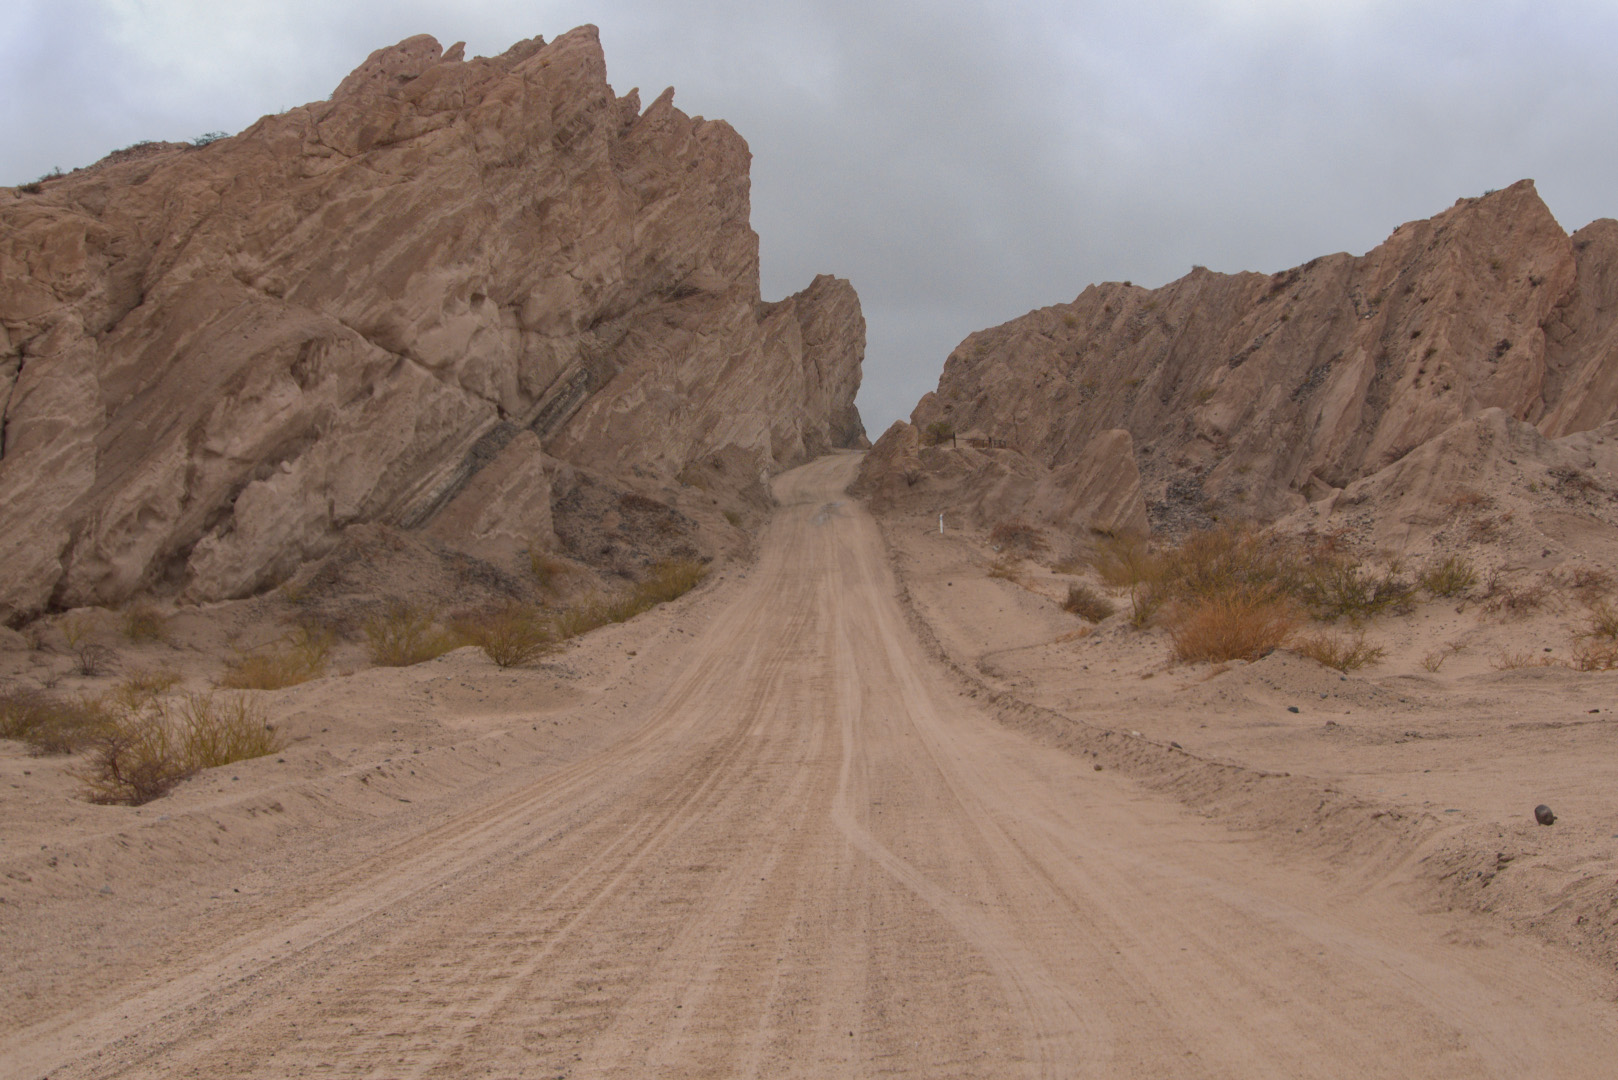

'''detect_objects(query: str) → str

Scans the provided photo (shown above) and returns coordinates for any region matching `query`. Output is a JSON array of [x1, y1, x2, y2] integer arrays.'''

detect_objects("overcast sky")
[[6, 1, 1616, 430]]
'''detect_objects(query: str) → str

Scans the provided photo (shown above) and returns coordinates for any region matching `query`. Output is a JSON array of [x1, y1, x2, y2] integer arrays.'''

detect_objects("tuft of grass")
[[0, 688, 116, 754], [1063, 584, 1115, 623], [76, 692, 283, 805], [1166, 592, 1300, 664], [1290, 631, 1385, 672], [1419, 554, 1477, 598], [364, 604, 463, 667], [220, 626, 333, 689], [121, 604, 170, 644], [458, 605, 553, 668], [115, 667, 182, 704]]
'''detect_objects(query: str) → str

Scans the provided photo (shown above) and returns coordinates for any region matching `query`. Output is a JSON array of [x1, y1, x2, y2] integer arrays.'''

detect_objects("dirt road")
[[6, 452, 1617, 1078]]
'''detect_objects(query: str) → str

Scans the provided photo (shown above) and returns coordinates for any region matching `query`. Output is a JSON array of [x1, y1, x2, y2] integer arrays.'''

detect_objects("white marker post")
[[939, 513, 945, 534]]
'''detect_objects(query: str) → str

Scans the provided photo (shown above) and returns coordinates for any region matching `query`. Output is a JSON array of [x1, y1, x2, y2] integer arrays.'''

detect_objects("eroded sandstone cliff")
[[876, 181, 1615, 534], [0, 27, 864, 621]]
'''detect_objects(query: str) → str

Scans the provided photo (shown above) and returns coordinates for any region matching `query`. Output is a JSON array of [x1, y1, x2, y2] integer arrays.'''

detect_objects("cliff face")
[[895, 180, 1616, 532], [0, 27, 864, 621]]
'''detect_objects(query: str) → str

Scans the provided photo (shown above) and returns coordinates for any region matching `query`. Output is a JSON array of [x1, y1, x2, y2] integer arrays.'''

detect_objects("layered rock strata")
[[0, 27, 864, 621], [876, 181, 1616, 533]]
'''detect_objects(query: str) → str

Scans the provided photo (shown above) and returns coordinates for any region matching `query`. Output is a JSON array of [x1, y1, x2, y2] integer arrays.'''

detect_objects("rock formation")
[[0, 27, 865, 622], [867, 181, 1618, 535]]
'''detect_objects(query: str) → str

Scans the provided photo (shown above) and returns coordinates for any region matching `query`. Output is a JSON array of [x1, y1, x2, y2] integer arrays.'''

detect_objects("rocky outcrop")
[[884, 180, 1617, 532], [0, 27, 864, 621]]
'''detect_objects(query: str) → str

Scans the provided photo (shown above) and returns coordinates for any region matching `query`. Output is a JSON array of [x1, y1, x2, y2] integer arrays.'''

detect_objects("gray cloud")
[[5, 1, 1616, 431]]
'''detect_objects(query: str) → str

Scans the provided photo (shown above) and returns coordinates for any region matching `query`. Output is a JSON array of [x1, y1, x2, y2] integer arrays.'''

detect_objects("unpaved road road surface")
[[6, 453, 1617, 1078]]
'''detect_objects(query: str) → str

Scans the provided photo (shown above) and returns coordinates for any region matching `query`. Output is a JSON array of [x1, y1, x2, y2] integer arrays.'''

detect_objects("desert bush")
[[1290, 631, 1385, 672], [1419, 555, 1477, 598], [0, 688, 116, 754], [77, 692, 282, 805], [364, 603, 463, 667], [989, 520, 1047, 555], [723, 509, 744, 527], [1440, 488, 1495, 512], [1297, 557, 1414, 621], [74, 642, 119, 677], [1166, 591, 1300, 664], [220, 626, 333, 689], [923, 420, 956, 446], [121, 604, 169, 643], [1063, 584, 1115, 623], [459, 605, 553, 668]]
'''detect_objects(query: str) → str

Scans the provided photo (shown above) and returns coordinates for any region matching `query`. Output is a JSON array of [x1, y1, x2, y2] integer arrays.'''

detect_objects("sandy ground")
[[3, 451, 1618, 1077]]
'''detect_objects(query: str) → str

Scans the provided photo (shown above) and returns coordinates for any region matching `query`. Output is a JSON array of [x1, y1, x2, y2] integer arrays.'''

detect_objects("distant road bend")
[[8, 452, 1616, 1078]]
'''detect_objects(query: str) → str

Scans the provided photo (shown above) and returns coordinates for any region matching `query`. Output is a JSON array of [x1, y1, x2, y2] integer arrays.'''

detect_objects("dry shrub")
[[989, 520, 1047, 555], [1421, 643, 1463, 673], [1490, 650, 1558, 671], [1569, 638, 1618, 672], [221, 626, 333, 689], [633, 558, 707, 607], [1419, 554, 1477, 598], [1583, 603, 1618, 641], [121, 604, 169, 643], [987, 557, 1023, 582], [552, 559, 709, 642], [1467, 513, 1512, 543], [1482, 575, 1548, 618], [1440, 488, 1495, 512], [459, 605, 553, 668], [1567, 566, 1614, 599], [0, 688, 116, 754], [77, 692, 283, 805], [530, 549, 570, 593], [1167, 592, 1300, 663], [1063, 584, 1115, 623], [74, 642, 119, 677], [1290, 631, 1385, 672], [364, 603, 463, 667], [1049, 556, 1086, 575], [116, 667, 182, 704]]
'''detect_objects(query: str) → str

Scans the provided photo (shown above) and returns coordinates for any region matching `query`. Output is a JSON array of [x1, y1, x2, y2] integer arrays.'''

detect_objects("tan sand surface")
[[4, 452, 1617, 1077]]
